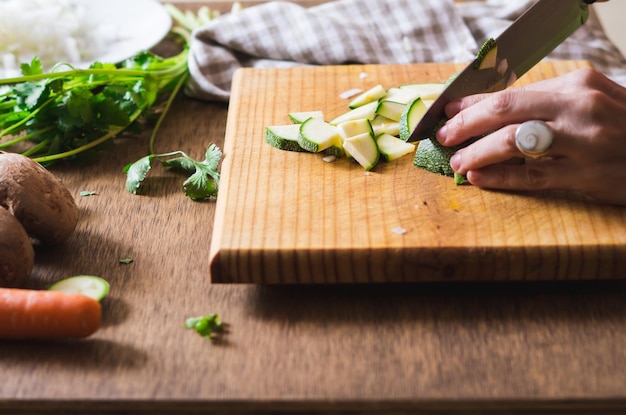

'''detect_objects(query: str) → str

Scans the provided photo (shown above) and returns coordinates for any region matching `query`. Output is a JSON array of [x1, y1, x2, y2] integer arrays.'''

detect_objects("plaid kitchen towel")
[[187, 0, 626, 101]]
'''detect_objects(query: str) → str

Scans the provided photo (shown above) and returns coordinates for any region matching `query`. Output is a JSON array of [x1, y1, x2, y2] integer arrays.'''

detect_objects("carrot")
[[0, 288, 101, 339]]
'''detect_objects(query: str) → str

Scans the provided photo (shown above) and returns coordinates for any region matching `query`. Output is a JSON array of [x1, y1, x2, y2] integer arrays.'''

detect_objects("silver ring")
[[515, 120, 553, 158]]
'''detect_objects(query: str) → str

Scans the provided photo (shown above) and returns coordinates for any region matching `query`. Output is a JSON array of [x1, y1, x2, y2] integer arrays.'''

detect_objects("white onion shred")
[[0, 0, 118, 77], [339, 88, 362, 99], [359, 72, 368, 79], [322, 155, 336, 163], [392, 226, 407, 235]]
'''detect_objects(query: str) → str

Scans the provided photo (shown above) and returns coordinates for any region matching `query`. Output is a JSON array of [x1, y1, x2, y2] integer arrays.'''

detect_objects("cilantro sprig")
[[124, 144, 222, 200]]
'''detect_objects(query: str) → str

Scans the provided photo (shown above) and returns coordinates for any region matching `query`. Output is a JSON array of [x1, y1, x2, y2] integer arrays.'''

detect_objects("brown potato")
[[0, 152, 78, 245], [0, 207, 34, 287]]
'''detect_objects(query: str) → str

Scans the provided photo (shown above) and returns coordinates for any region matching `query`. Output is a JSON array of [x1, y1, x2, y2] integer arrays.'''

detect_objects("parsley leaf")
[[124, 144, 222, 200], [184, 314, 225, 340], [124, 154, 155, 194], [19, 57, 43, 76]]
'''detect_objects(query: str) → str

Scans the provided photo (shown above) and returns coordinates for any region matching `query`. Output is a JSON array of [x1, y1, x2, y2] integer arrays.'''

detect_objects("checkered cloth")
[[187, 0, 626, 101]]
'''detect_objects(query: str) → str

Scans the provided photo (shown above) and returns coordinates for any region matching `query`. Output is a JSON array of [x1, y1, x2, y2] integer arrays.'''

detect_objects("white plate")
[[0, 0, 172, 78], [76, 0, 172, 65]]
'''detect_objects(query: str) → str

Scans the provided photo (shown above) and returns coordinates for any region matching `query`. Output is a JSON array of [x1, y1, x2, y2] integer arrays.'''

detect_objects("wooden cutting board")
[[209, 61, 626, 283]]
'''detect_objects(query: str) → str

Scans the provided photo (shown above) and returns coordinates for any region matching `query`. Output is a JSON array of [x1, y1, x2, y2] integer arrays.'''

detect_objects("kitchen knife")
[[407, 0, 596, 142]]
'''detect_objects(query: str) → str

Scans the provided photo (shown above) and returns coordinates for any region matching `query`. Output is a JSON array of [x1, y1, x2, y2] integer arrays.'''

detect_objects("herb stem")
[[0, 125, 55, 149], [0, 48, 189, 88], [31, 108, 143, 164], [149, 71, 189, 154], [0, 100, 17, 110], [0, 98, 54, 137], [20, 138, 51, 156], [0, 110, 28, 122]]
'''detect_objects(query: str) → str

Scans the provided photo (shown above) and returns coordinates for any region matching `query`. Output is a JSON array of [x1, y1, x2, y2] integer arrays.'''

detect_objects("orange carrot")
[[0, 288, 101, 339]]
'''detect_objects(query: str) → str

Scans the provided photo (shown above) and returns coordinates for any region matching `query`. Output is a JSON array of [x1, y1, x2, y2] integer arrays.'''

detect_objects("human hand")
[[436, 68, 626, 206]]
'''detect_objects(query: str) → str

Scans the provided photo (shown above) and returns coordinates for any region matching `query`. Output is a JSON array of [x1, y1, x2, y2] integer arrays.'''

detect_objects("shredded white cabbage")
[[0, 0, 118, 77]]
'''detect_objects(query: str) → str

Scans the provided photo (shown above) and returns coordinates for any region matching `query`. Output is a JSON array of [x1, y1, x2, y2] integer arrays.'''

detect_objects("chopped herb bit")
[[119, 257, 133, 264], [79, 190, 97, 197], [184, 314, 225, 340]]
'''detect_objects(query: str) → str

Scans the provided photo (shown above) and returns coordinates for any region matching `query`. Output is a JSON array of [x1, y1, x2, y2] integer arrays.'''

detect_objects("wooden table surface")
[[2, 2, 626, 414]]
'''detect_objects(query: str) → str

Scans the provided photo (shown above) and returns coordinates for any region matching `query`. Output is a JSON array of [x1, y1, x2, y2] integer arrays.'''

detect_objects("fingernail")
[[450, 152, 462, 172], [436, 124, 447, 143]]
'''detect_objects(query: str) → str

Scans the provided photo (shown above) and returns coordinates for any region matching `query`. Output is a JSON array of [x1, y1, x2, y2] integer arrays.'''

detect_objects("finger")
[[444, 75, 577, 118], [439, 90, 564, 147], [464, 160, 576, 192], [466, 158, 626, 206], [450, 125, 521, 175], [450, 120, 581, 175], [521, 68, 626, 102], [443, 69, 626, 137], [444, 93, 490, 118]]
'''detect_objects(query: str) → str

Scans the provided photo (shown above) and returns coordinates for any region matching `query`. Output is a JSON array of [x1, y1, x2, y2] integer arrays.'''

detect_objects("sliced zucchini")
[[375, 100, 407, 122], [413, 137, 457, 177], [384, 84, 443, 105], [413, 134, 475, 184], [322, 143, 346, 159], [48, 275, 110, 301], [329, 101, 378, 125], [398, 97, 428, 141], [383, 88, 419, 105], [288, 110, 324, 124], [343, 132, 380, 171], [370, 115, 400, 137], [445, 71, 461, 86], [376, 133, 416, 162], [397, 82, 445, 100], [265, 124, 306, 152], [336, 118, 374, 140], [264, 82, 455, 170], [298, 117, 343, 153], [348, 84, 386, 109], [474, 38, 497, 70]]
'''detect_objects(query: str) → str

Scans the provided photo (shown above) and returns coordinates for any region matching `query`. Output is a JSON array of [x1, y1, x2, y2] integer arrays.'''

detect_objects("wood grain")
[[2, 3, 626, 413], [210, 61, 626, 284], [1, 66, 624, 415]]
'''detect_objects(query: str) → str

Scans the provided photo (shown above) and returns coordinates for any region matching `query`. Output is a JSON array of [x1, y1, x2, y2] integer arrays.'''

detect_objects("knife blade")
[[407, 0, 595, 142]]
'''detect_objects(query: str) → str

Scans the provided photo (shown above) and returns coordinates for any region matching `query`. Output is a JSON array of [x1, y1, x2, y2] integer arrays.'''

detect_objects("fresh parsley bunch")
[[0, 48, 188, 164]]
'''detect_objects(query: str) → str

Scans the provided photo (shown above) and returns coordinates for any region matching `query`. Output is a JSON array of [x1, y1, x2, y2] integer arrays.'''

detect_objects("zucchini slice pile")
[[265, 82, 443, 171]]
